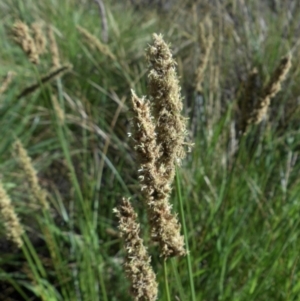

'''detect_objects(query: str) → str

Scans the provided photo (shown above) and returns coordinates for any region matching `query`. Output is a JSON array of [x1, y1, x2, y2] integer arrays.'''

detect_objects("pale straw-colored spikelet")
[[195, 18, 214, 93], [0, 182, 24, 248], [113, 198, 158, 301], [147, 33, 187, 183], [12, 20, 39, 65], [131, 91, 186, 257], [244, 54, 292, 133], [0, 71, 15, 95], [13, 140, 49, 210], [31, 22, 47, 55], [48, 26, 61, 68], [51, 94, 65, 125], [76, 25, 116, 60]]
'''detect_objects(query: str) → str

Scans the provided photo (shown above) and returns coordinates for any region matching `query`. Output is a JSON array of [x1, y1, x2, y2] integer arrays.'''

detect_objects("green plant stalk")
[[163, 260, 171, 301], [171, 259, 186, 301], [175, 166, 196, 301]]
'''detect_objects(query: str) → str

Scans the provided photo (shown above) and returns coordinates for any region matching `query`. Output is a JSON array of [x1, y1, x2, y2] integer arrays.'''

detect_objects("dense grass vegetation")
[[1, 0, 300, 300]]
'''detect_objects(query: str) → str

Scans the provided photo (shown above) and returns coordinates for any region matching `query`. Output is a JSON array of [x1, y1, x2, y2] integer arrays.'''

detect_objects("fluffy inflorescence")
[[114, 198, 158, 301], [0, 182, 23, 248], [147, 34, 187, 181], [131, 91, 185, 258], [12, 21, 39, 64], [131, 33, 187, 258]]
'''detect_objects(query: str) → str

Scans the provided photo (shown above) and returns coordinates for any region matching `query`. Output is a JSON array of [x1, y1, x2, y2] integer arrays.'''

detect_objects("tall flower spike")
[[147, 33, 187, 184], [131, 89, 186, 258], [130, 34, 188, 258], [114, 198, 158, 301], [0, 182, 24, 248]]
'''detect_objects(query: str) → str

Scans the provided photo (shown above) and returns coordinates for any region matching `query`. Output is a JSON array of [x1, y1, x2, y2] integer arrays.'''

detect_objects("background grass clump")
[[1, 0, 300, 300]]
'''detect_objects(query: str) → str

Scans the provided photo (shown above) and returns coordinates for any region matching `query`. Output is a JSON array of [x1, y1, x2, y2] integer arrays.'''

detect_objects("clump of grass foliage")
[[1, 0, 300, 300]]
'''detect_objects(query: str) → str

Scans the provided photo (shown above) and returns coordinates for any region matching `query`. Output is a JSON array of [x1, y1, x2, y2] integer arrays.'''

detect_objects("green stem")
[[175, 167, 196, 301], [163, 260, 171, 301]]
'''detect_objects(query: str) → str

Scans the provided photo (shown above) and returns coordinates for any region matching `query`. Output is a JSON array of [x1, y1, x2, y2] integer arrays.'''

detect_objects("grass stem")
[[175, 166, 196, 301], [163, 260, 171, 301]]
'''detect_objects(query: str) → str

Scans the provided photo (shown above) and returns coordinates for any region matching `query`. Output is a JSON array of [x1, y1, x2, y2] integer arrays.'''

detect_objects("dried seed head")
[[0, 182, 23, 248], [239, 67, 259, 135], [31, 22, 47, 55], [147, 33, 187, 183], [114, 198, 158, 301], [12, 20, 39, 64], [131, 90, 186, 258], [149, 200, 186, 258], [129, 34, 189, 258], [13, 140, 49, 210]]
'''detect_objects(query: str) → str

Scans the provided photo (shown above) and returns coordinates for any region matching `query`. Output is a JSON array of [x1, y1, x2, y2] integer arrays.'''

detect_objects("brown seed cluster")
[[242, 55, 292, 135], [239, 67, 259, 135], [0, 182, 23, 248], [114, 198, 158, 301]]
